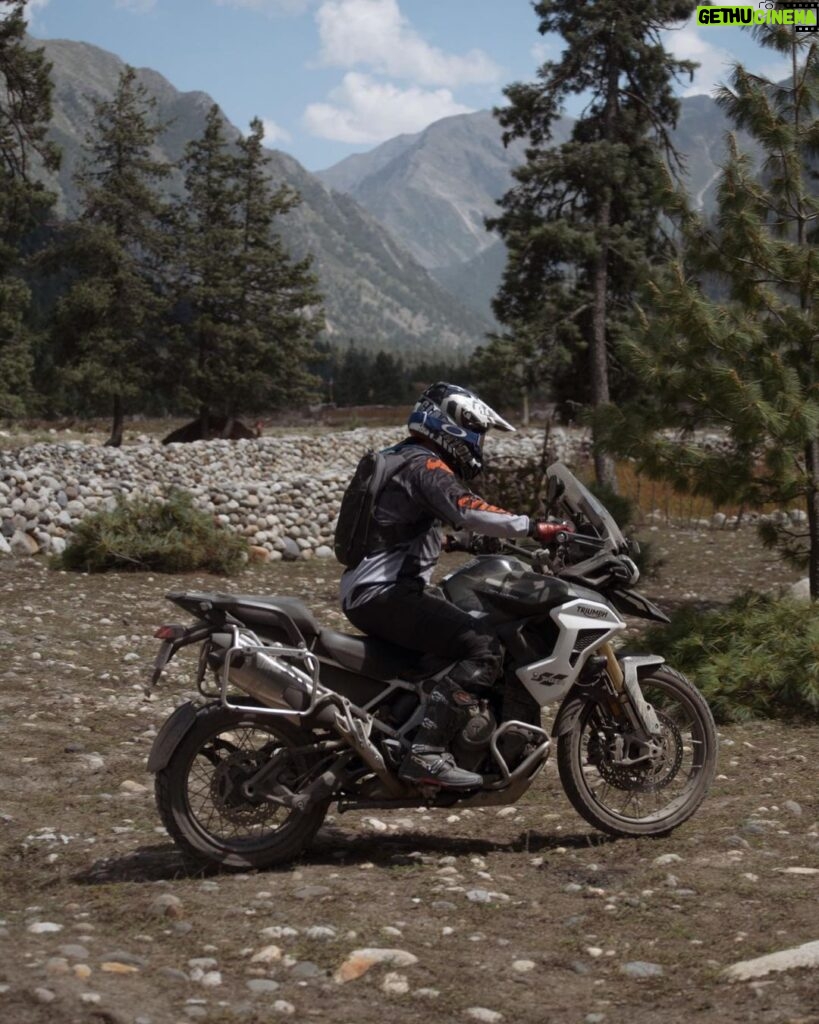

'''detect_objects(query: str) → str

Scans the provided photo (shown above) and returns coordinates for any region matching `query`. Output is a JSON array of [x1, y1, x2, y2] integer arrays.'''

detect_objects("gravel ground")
[[1, 527, 817, 1024]]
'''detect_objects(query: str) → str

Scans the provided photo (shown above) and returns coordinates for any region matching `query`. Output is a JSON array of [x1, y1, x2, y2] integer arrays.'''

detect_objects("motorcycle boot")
[[399, 679, 484, 789]]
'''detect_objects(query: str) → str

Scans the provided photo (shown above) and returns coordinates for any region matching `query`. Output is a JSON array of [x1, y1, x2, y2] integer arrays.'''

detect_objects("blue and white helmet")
[[408, 382, 515, 479]]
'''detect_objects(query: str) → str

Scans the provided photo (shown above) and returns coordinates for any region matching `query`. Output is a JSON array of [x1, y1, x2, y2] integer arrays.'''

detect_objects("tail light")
[[154, 624, 187, 640]]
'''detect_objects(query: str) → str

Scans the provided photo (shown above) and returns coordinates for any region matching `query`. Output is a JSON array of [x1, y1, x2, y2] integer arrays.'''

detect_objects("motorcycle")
[[146, 462, 717, 870]]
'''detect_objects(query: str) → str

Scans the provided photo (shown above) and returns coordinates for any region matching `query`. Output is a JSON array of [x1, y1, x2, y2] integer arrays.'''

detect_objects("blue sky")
[[26, 0, 790, 172]]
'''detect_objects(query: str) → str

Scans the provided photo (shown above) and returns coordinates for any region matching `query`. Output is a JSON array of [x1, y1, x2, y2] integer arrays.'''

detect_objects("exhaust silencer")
[[226, 647, 324, 714]]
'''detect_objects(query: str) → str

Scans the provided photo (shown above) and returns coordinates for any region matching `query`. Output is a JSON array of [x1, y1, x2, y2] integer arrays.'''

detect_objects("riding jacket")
[[339, 439, 530, 611]]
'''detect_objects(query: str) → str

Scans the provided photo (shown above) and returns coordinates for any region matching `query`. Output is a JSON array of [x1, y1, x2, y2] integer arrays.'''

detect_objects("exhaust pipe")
[[227, 648, 324, 712], [210, 633, 330, 719]]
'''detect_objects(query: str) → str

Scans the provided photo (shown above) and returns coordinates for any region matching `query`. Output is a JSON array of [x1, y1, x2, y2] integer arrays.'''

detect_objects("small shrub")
[[644, 592, 819, 723], [55, 489, 247, 574]]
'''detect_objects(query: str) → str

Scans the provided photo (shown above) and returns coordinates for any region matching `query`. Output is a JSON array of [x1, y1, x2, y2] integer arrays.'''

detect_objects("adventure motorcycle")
[[146, 462, 717, 869]]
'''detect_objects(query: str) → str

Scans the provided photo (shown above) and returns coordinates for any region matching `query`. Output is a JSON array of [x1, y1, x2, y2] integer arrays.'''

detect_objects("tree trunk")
[[805, 439, 819, 599], [590, 234, 617, 490], [106, 394, 124, 447], [199, 405, 210, 440], [589, 54, 619, 493]]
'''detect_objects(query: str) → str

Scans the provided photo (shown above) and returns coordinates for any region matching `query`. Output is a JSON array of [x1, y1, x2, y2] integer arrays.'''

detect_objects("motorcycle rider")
[[340, 382, 569, 790]]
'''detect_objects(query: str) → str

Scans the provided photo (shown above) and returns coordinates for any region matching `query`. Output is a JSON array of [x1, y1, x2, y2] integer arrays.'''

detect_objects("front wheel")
[[155, 702, 330, 869], [557, 666, 717, 838]]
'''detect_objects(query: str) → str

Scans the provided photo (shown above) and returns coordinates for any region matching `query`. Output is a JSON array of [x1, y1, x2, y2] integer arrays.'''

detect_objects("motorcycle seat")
[[166, 591, 321, 641], [314, 628, 453, 683]]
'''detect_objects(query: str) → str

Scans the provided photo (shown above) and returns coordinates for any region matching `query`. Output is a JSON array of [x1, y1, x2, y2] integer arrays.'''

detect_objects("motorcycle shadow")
[[73, 829, 615, 885]]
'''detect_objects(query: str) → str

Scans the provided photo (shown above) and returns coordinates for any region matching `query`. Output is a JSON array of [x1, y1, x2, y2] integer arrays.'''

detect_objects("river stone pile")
[[0, 426, 587, 561]]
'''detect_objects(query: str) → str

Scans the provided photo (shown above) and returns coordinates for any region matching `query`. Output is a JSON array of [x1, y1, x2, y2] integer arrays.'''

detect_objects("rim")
[[578, 676, 710, 825], [183, 720, 308, 850]]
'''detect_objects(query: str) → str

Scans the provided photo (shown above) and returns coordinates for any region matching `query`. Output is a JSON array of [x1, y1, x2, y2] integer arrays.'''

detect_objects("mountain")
[[316, 98, 756, 322], [318, 110, 572, 272], [33, 38, 491, 356]]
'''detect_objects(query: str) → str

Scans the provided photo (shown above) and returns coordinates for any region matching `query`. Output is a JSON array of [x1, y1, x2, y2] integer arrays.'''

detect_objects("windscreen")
[[546, 462, 627, 554]]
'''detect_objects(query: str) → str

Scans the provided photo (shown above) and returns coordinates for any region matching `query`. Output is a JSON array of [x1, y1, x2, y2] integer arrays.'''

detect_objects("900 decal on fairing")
[[145, 463, 717, 870]]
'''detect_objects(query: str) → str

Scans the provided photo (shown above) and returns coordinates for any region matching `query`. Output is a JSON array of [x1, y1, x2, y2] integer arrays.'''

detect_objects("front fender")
[[146, 701, 199, 773], [551, 685, 591, 738], [551, 654, 667, 739]]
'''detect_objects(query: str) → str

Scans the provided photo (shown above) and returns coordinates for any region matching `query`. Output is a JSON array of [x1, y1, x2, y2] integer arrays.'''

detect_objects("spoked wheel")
[[155, 703, 329, 869], [557, 667, 717, 838]]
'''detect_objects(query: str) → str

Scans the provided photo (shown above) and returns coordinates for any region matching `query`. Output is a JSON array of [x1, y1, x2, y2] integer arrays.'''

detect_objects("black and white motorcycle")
[[146, 462, 717, 870]]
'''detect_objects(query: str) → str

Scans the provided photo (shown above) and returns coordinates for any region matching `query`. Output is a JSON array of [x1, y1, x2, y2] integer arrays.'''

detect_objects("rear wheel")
[[155, 703, 329, 869], [557, 667, 717, 838]]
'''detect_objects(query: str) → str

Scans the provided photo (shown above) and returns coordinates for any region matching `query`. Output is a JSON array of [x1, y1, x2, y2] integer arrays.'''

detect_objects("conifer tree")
[[234, 117, 322, 410], [53, 66, 170, 445], [488, 0, 697, 487], [0, 0, 59, 417], [597, 17, 819, 594], [172, 109, 322, 433]]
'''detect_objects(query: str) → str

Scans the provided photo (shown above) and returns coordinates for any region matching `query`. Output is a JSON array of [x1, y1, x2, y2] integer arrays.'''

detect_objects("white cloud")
[[115, 0, 158, 11], [303, 71, 473, 143], [213, 0, 313, 14], [531, 38, 560, 66], [261, 118, 292, 143], [315, 0, 500, 87], [662, 22, 736, 96]]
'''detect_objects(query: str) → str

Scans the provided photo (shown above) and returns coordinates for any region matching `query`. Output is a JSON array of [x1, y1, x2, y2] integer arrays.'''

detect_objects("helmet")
[[408, 381, 515, 479]]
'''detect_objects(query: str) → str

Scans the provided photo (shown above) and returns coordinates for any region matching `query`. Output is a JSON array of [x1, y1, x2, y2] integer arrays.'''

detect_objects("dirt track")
[[1, 528, 818, 1024]]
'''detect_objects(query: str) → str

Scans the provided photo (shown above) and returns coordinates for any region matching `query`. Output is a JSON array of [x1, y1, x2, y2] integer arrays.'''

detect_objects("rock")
[[119, 780, 148, 794], [465, 1008, 503, 1022], [10, 530, 38, 556], [652, 853, 683, 866], [0, 534, 10, 556], [281, 537, 301, 561], [620, 961, 664, 979], [248, 545, 270, 563], [334, 948, 419, 983], [27, 922, 63, 934], [272, 1001, 295, 1015], [33, 988, 56, 1003], [382, 971, 410, 995], [711, 512, 727, 528], [58, 944, 89, 959], [250, 945, 282, 963], [149, 893, 183, 918], [306, 926, 336, 940], [512, 960, 536, 973], [290, 961, 323, 979], [247, 979, 280, 993], [786, 578, 811, 602], [315, 545, 333, 558], [293, 885, 331, 900], [101, 961, 140, 974], [466, 889, 510, 904], [782, 800, 803, 816], [722, 940, 819, 981]]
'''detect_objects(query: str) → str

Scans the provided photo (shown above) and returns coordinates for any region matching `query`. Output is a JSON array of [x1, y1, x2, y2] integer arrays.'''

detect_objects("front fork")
[[601, 643, 663, 740]]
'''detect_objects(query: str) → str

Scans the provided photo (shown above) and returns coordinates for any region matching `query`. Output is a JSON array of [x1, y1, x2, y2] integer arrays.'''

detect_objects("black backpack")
[[333, 447, 408, 568]]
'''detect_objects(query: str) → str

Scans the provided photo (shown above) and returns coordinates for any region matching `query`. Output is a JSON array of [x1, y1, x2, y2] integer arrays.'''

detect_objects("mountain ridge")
[[31, 36, 492, 357]]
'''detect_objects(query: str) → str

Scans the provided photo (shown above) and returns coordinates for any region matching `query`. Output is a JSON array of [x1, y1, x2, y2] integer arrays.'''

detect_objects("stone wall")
[[0, 427, 589, 560]]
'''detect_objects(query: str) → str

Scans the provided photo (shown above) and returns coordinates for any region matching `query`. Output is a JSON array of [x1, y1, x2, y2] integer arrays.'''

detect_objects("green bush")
[[644, 592, 819, 723], [55, 489, 247, 574]]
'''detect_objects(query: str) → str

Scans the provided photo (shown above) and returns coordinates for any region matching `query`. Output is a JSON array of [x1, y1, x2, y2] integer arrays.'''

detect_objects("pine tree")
[[172, 109, 322, 432], [234, 117, 322, 411], [0, 0, 59, 417], [53, 66, 170, 444], [597, 18, 819, 594], [488, 0, 697, 486]]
